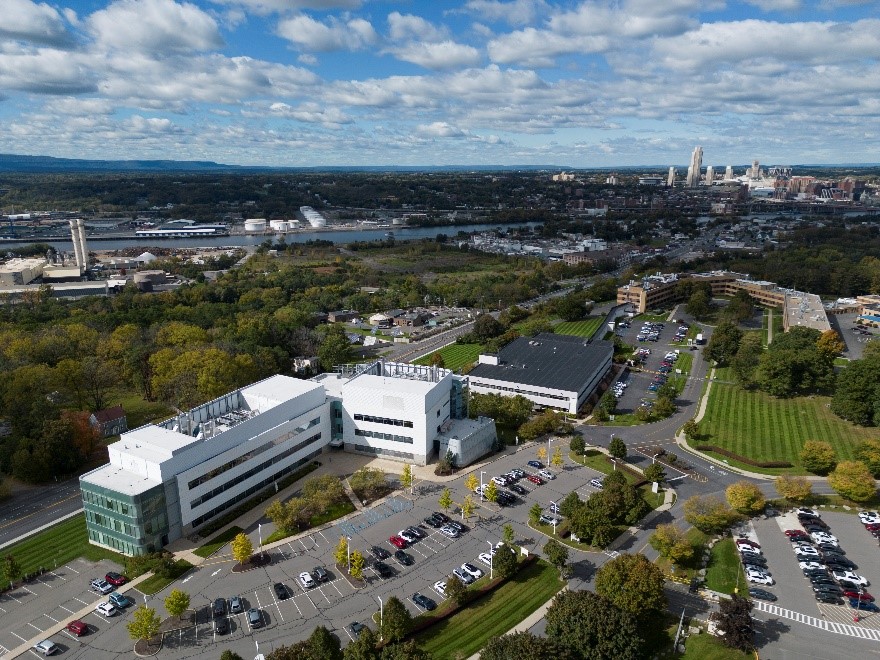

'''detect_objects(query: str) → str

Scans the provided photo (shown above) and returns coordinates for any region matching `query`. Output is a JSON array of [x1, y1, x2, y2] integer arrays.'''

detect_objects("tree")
[[400, 464, 413, 493], [334, 536, 349, 568], [725, 481, 766, 515], [502, 523, 515, 545], [303, 474, 345, 512], [380, 596, 411, 643], [816, 329, 846, 359], [529, 502, 543, 525], [649, 524, 693, 565], [349, 467, 388, 501], [644, 463, 666, 483], [164, 589, 190, 618], [461, 494, 475, 520], [711, 594, 755, 653], [221, 652, 244, 660], [445, 575, 468, 605], [543, 538, 569, 574], [831, 356, 880, 426], [681, 419, 700, 442], [731, 333, 764, 389], [855, 439, 880, 477], [775, 474, 813, 502], [482, 631, 576, 660], [464, 473, 479, 494], [473, 313, 504, 341], [308, 625, 343, 660], [266, 498, 293, 532], [438, 487, 453, 513], [559, 491, 584, 520], [493, 543, 517, 579], [653, 396, 676, 419], [686, 288, 712, 319], [349, 549, 365, 579], [828, 460, 878, 503], [801, 440, 837, 475], [555, 291, 591, 322], [570, 434, 585, 455], [704, 321, 743, 367], [484, 479, 498, 503], [545, 590, 643, 660], [2, 555, 22, 584], [536, 445, 547, 463], [379, 640, 431, 660], [551, 444, 564, 469], [318, 323, 354, 372], [126, 605, 161, 642], [608, 436, 627, 460], [230, 532, 253, 565], [683, 495, 743, 534], [343, 626, 379, 660], [595, 553, 666, 619], [428, 352, 445, 368]]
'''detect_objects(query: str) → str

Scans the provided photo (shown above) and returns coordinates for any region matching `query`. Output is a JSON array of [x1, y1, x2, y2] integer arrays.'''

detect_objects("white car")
[[439, 525, 459, 538], [90, 578, 114, 595], [799, 561, 825, 571], [746, 572, 774, 586], [474, 484, 487, 495], [538, 470, 556, 480], [794, 547, 820, 557], [298, 572, 316, 589], [433, 580, 447, 596], [461, 562, 484, 580], [736, 542, 762, 554], [811, 532, 838, 544], [859, 511, 880, 523], [796, 508, 819, 517], [491, 476, 509, 487], [33, 641, 59, 656], [95, 602, 116, 617], [833, 571, 869, 586], [478, 552, 493, 567], [398, 530, 418, 544]]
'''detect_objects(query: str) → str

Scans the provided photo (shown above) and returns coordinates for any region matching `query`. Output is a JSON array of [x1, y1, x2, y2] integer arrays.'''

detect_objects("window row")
[[86, 509, 167, 540], [82, 490, 133, 516], [190, 431, 322, 508], [351, 443, 414, 461], [187, 416, 320, 490], [353, 413, 414, 428], [88, 530, 146, 556], [191, 452, 319, 530], [354, 428, 413, 444], [470, 381, 570, 402]]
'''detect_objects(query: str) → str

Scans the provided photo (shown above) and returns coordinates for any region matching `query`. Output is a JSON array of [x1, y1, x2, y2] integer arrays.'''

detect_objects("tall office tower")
[[725, 165, 733, 180], [686, 146, 703, 187], [705, 166, 715, 186], [751, 160, 760, 178], [667, 167, 676, 187]]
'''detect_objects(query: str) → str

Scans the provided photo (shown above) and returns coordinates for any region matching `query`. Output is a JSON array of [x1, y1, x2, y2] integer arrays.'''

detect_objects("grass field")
[[681, 633, 753, 660], [705, 538, 746, 594], [194, 526, 244, 558], [111, 392, 174, 429], [698, 369, 880, 474], [553, 316, 605, 338], [656, 527, 708, 582], [137, 559, 194, 596], [1, 514, 126, 576], [413, 560, 563, 659], [414, 343, 482, 372]]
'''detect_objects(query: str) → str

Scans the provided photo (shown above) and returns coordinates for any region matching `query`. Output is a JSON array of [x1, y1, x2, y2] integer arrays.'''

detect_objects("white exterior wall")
[[469, 378, 578, 414]]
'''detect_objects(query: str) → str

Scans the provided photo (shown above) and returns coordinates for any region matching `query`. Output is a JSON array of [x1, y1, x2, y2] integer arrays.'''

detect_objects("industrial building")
[[469, 334, 613, 414], [0, 258, 46, 286], [81, 362, 495, 555]]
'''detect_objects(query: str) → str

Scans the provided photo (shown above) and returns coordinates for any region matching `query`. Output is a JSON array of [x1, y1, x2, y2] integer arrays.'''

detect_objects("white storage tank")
[[270, 220, 289, 232], [244, 218, 267, 232]]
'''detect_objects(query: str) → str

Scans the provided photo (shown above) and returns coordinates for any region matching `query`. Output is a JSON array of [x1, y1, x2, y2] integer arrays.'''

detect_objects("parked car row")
[[637, 322, 664, 342], [673, 322, 690, 343], [735, 537, 775, 586], [477, 462, 559, 506], [648, 351, 679, 393], [211, 594, 267, 634], [786, 509, 874, 610]]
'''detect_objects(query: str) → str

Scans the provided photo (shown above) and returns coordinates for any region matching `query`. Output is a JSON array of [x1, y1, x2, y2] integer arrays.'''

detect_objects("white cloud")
[[268, 101, 352, 126], [298, 53, 318, 65], [387, 12, 447, 43], [277, 14, 377, 52], [0, 0, 74, 47], [0, 48, 98, 94], [389, 41, 481, 70], [488, 28, 609, 66], [88, 0, 223, 53], [462, 0, 548, 26], [743, 0, 801, 9], [416, 121, 467, 137], [208, 0, 362, 14]]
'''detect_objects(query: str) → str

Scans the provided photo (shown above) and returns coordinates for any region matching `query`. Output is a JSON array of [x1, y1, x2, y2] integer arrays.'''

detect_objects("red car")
[[864, 523, 880, 531], [735, 539, 761, 549], [105, 571, 127, 586], [389, 535, 408, 549], [843, 590, 875, 602], [67, 620, 89, 636], [526, 475, 544, 485], [784, 530, 808, 538]]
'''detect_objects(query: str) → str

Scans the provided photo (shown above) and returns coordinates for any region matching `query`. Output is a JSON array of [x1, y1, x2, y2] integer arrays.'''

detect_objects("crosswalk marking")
[[753, 600, 880, 641]]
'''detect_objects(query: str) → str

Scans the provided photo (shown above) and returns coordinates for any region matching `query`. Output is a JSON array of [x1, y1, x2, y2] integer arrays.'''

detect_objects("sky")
[[0, 0, 878, 167]]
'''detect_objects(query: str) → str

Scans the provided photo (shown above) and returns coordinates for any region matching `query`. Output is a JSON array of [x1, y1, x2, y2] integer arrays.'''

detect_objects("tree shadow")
[[755, 617, 790, 646]]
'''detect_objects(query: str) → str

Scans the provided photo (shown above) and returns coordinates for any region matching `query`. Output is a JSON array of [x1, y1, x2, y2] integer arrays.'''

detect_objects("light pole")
[[487, 541, 494, 580], [347, 536, 351, 574], [611, 458, 617, 471], [547, 437, 552, 469], [258, 523, 263, 556], [480, 471, 486, 502], [377, 595, 383, 640], [855, 587, 864, 623]]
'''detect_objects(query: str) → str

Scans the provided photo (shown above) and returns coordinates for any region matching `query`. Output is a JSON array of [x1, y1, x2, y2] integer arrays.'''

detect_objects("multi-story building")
[[686, 146, 703, 187], [81, 363, 496, 556]]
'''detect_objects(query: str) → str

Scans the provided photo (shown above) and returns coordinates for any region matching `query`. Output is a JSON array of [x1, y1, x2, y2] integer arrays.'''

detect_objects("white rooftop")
[[81, 462, 162, 496]]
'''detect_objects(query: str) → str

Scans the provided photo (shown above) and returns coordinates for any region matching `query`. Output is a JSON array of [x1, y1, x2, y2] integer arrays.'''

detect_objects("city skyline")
[[1, 0, 879, 167]]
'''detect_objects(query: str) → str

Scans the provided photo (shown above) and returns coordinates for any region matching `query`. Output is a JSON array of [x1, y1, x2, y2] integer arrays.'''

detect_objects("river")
[[34, 222, 540, 252]]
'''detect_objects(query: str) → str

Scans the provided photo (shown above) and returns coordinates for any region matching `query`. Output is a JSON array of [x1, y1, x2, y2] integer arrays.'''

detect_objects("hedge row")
[[694, 445, 793, 469]]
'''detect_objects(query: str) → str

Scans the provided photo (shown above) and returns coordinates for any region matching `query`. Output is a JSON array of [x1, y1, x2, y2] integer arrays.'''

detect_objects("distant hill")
[[0, 154, 240, 172]]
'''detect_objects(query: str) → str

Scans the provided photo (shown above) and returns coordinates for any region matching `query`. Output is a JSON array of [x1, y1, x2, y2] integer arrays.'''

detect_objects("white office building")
[[81, 363, 495, 555], [686, 146, 703, 187]]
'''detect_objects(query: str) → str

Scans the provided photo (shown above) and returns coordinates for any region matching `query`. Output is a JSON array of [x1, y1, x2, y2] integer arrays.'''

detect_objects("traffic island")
[[133, 635, 162, 657], [232, 552, 272, 573], [335, 562, 367, 589]]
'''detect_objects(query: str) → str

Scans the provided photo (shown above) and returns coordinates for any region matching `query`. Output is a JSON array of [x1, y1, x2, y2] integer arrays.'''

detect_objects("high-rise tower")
[[667, 167, 676, 187], [705, 165, 714, 186], [725, 165, 733, 180], [686, 146, 703, 187]]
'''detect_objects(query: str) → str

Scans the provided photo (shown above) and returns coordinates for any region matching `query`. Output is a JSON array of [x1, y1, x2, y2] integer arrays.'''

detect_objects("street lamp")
[[487, 541, 494, 580], [377, 595, 384, 640], [547, 437, 553, 469], [347, 536, 352, 573], [855, 587, 864, 623], [258, 523, 263, 556], [480, 470, 486, 502]]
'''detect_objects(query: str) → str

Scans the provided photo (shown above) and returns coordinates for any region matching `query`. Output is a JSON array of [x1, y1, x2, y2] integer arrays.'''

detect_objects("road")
[[0, 478, 83, 548]]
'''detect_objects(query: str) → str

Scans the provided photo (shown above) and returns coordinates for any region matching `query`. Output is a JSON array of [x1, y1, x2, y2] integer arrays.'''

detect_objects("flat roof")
[[80, 463, 162, 497], [469, 334, 612, 392]]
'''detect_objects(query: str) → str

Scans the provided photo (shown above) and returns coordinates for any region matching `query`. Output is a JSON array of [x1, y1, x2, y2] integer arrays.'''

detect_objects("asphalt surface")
[[0, 479, 83, 548]]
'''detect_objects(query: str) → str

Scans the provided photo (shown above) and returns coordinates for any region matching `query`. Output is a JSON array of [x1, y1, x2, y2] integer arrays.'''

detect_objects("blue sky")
[[0, 0, 878, 166]]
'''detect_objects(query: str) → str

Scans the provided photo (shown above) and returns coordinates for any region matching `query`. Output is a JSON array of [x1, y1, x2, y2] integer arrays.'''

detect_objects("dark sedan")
[[371, 545, 390, 559], [412, 593, 437, 611], [394, 550, 414, 566], [748, 588, 777, 602], [373, 561, 394, 578]]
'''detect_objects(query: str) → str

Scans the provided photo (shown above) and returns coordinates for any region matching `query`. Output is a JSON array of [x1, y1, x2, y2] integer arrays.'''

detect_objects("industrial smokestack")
[[69, 220, 84, 270], [76, 218, 89, 269]]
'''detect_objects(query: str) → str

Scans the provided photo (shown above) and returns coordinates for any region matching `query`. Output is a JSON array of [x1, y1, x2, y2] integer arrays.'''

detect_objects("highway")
[[0, 477, 82, 548]]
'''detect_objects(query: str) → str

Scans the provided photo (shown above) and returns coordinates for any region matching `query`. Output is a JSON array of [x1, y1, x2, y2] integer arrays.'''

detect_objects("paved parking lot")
[[749, 511, 880, 632], [18, 449, 607, 658]]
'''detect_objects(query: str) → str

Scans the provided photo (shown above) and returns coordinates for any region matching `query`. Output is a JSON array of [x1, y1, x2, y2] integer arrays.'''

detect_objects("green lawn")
[[0, 514, 126, 576], [681, 633, 753, 660], [705, 538, 746, 595], [413, 560, 564, 659], [414, 343, 482, 372], [553, 316, 605, 338], [110, 391, 175, 429], [656, 527, 708, 582], [136, 559, 194, 596], [697, 370, 880, 474], [572, 449, 642, 484], [194, 526, 244, 558]]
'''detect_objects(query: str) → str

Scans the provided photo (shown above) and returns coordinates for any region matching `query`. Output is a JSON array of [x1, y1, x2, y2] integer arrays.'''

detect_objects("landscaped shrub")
[[694, 445, 793, 469]]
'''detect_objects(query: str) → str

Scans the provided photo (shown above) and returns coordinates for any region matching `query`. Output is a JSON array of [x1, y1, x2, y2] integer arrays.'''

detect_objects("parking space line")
[[286, 542, 296, 556], [40, 613, 59, 623], [26, 622, 43, 632], [49, 570, 67, 581], [10, 632, 28, 642], [318, 530, 329, 544], [34, 576, 53, 589], [316, 585, 331, 603], [73, 596, 90, 605], [330, 579, 344, 596], [22, 586, 37, 596], [289, 596, 303, 617], [268, 591, 285, 623], [298, 538, 309, 551], [65, 564, 80, 574]]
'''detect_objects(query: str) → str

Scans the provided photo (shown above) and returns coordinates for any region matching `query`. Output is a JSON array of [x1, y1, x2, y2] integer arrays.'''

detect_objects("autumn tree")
[[725, 481, 766, 515], [126, 605, 161, 642], [400, 464, 413, 493], [551, 445, 564, 469], [855, 439, 880, 477], [302, 474, 345, 512], [349, 549, 365, 579], [464, 473, 479, 494], [828, 460, 878, 502], [428, 352, 445, 368], [595, 553, 666, 619], [775, 474, 813, 502], [649, 524, 694, 565], [164, 589, 190, 618], [438, 487, 453, 513], [683, 495, 743, 534], [230, 532, 253, 565], [801, 440, 837, 475], [816, 329, 846, 359], [461, 494, 475, 520], [536, 445, 547, 463], [711, 594, 755, 653], [484, 479, 498, 503], [334, 536, 349, 568]]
